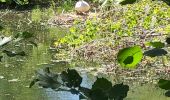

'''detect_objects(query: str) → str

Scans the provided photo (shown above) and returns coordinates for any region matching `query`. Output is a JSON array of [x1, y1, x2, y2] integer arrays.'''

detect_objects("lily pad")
[[144, 48, 167, 57], [158, 79, 170, 90], [117, 46, 143, 68]]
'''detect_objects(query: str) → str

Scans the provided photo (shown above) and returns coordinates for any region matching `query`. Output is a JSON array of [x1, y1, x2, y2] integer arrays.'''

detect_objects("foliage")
[[30, 67, 129, 100], [55, 19, 100, 47]]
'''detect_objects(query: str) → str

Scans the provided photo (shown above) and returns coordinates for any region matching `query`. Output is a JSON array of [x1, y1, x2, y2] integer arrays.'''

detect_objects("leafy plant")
[[117, 46, 143, 68]]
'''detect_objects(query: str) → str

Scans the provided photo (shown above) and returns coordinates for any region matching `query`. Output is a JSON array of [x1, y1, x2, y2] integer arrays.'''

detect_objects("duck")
[[75, 0, 90, 15]]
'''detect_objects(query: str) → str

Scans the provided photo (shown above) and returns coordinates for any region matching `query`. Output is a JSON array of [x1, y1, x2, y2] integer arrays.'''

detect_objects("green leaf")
[[92, 77, 112, 93], [158, 79, 170, 90], [60, 69, 82, 88], [149, 42, 165, 48], [109, 83, 129, 100], [117, 46, 143, 68], [120, 0, 137, 5], [144, 48, 167, 57]]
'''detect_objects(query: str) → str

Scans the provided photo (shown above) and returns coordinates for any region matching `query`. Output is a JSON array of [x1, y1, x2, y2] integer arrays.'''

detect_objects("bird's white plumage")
[[75, 0, 90, 13]]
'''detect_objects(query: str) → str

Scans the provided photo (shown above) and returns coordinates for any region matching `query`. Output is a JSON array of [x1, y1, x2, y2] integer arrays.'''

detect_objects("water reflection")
[[44, 72, 94, 100]]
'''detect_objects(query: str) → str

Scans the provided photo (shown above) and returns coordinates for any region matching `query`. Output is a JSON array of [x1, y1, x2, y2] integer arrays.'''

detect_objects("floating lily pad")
[[144, 48, 167, 57], [158, 79, 170, 90], [117, 46, 143, 68]]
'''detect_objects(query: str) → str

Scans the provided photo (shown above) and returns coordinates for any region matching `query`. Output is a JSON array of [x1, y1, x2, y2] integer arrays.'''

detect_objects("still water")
[[0, 9, 169, 100]]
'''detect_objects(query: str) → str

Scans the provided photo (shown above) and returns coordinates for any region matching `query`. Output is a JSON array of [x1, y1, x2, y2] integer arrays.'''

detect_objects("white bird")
[[75, 0, 90, 15]]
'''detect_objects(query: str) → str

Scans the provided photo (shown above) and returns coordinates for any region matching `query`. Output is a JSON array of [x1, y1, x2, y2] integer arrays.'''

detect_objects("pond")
[[0, 9, 169, 100]]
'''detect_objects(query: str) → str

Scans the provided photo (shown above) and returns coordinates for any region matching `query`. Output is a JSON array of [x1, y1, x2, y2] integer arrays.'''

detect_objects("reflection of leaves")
[[117, 46, 143, 68], [0, 56, 3, 62], [92, 78, 112, 93], [3, 50, 26, 57], [166, 37, 170, 44], [90, 89, 108, 100], [15, 31, 34, 39], [90, 78, 112, 100], [60, 69, 82, 88], [29, 67, 60, 89], [90, 78, 129, 100], [0, 25, 3, 31], [109, 83, 129, 100], [144, 48, 167, 57], [165, 90, 170, 97], [158, 79, 170, 90], [149, 42, 165, 48]]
